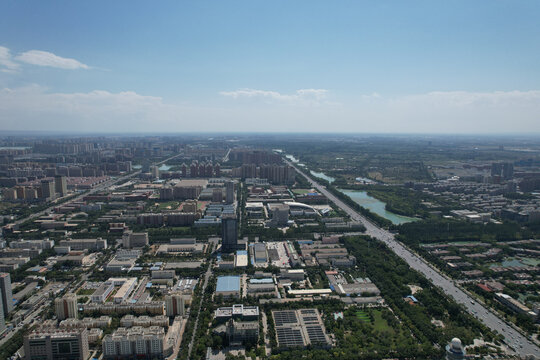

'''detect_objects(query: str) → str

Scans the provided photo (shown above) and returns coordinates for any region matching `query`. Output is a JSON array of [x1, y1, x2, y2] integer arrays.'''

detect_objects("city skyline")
[[1, 1, 540, 133]]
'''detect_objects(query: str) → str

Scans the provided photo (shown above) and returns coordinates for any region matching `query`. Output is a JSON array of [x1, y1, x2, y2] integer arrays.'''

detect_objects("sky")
[[0, 1, 539, 134]]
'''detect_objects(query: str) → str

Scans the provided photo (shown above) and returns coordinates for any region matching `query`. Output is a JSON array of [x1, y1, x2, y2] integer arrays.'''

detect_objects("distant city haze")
[[1, 1, 539, 133]]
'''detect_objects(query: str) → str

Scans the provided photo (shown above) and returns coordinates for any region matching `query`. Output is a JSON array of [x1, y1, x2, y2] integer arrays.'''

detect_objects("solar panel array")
[[276, 327, 304, 348], [301, 316, 319, 324], [273, 310, 298, 326], [306, 325, 327, 344], [272, 308, 331, 349]]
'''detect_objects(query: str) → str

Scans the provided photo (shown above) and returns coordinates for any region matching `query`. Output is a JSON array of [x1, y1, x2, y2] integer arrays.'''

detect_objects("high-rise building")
[[54, 175, 68, 197], [190, 161, 198, 177], [0, 273, 13, 315], [271, 204, 290, 227], [24, 187, 38, 200], [221, 215, 238, 252], [0, 296, 5, 334], [55, 294, 78, 320], [240, 164, 257, 179], [150, 165, 160, 180], [165, 293, 185, 316], [15, 186, 25, 199], [502, 162, 514, 180], [212, 188, 223, 203], [226, 181, 235, 204], [40, 179, 56, 200], [24, 328, 89, 360], [3, 188, 17, 200], [491, 162, 503, 177], [181, 163, 187, 177]]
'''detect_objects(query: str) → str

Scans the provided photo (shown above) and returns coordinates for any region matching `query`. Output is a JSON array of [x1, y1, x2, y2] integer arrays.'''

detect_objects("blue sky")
[[1, 1, 539, 133]]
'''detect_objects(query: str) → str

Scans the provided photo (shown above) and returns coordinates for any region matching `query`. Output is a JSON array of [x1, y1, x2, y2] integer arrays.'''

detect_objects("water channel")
[[338, 189, 417, 225]]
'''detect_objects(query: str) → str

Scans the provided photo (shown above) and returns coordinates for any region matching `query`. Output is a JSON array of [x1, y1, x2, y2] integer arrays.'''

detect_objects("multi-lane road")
[[286, 160, 540, 359]]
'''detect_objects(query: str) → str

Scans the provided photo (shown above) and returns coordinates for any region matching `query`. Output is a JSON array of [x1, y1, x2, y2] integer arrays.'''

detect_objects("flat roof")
[[249, 278, 273, 284], [287, 269, 305, 273], [216, 276, 241, 292], [288, 289, 332, 295], [164, 261, 203, 269], [176, 179, 208, 187]]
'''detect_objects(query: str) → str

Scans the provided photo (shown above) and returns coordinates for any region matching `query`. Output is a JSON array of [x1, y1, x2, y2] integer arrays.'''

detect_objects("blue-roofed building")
[[216, 275, 241, 298], [249, 278, 273, 284], [405, 295, 418, 303]]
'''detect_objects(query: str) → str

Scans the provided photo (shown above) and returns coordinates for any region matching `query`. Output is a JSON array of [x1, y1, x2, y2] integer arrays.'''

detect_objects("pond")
[[337, 189, 417, 225]]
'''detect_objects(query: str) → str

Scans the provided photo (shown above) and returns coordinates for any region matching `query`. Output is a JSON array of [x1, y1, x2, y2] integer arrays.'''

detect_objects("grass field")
[[292, 188, 312, 195], [77, 288, 95, 296], [356, 310, 370, 322], [372, 309, 392, 332], [355, 309, 394, 332], [156, 201, 181, 210]]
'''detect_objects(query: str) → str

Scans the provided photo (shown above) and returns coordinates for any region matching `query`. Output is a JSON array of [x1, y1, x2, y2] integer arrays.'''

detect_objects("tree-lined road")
[[286, 159, 540, 358]]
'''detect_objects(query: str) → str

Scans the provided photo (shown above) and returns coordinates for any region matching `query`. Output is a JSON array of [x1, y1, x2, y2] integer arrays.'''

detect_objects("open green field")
[[155, 201, 181, 210], [372, 309, 393, 332], [355, 309, 393, 332], [292, 188, 312, 195]]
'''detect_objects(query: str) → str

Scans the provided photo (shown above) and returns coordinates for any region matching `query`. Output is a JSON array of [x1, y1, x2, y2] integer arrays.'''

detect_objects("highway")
[[286, 159, 540, 359]]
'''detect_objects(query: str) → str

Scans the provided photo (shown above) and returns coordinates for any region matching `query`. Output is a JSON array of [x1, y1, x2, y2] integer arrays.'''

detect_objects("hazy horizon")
[[1, 1, 539, 133]]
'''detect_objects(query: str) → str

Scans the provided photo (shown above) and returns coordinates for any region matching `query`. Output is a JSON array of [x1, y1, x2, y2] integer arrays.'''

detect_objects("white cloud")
[[220, 88, 328, 104], [0, 46, 20, 73], [355, 90, 540, 133], [0, 86, 539, 134], [0, 86, 171, 131], [391, 90, 540, 107], [15, 50, 89, 70]]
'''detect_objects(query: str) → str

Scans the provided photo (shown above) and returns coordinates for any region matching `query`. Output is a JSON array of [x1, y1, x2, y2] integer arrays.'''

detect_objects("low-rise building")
[[494, 293, 537, 319], [215, 276, 241, 298], [214, 304, 259, 323], [58, 238, 107, 251]]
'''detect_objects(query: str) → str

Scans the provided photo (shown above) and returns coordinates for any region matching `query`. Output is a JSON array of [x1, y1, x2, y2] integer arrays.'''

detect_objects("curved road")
[[287, 160, 540, 359]]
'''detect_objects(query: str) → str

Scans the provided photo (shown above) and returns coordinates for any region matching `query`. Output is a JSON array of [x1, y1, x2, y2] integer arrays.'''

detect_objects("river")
[[285, 154, 299, 163], [338, 189, 417, 225], [310, 170, 335, 184]]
